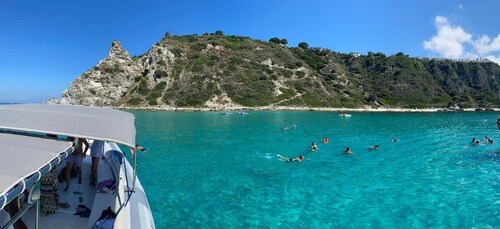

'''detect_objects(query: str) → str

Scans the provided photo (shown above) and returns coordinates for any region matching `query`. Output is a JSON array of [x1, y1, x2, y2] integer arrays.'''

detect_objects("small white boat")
[[339, 113, 352, 117], [0, 104, 155, 229], [237, 110, 248, 115]]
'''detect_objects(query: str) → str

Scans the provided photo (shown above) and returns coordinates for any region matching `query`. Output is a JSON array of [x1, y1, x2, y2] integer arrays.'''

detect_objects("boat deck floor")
[[23, 156, 97, 229]]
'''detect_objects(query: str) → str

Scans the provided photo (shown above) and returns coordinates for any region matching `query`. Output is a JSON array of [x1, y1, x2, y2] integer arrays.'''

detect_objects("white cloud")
[[474, 35, 500, 55], [423, 16, 472, 59], [423, 16, 500, 65]]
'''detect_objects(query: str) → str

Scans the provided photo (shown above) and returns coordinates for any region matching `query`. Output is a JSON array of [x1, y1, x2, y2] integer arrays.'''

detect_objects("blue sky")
[[0, 0, 499, 103]]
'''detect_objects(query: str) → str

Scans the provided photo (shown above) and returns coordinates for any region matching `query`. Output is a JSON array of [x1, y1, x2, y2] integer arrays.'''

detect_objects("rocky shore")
[[116, 105, 500, 112]]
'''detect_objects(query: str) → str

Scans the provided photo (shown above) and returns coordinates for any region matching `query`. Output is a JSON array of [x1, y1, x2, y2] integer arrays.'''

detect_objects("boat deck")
[[23, 153, 101, 229]]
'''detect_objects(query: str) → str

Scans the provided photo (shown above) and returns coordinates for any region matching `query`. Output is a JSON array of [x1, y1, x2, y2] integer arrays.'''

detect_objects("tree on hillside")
[[269, 37, 281, 44], [298, 42, 309, 49], [215, 30, 224, 36], [280, 39, 288, 45]]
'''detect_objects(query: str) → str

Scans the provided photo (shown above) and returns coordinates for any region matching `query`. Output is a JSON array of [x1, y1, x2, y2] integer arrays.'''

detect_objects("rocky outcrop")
[[59, 41, 141, 106], [56, 33, 500, 109]]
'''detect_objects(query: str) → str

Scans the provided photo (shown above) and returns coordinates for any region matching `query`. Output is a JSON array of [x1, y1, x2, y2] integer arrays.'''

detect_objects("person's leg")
[[90, 156, 99, 185], [77, 165, 82, 184], [64, 162, 74, 191], [6, 197, 28, 229]]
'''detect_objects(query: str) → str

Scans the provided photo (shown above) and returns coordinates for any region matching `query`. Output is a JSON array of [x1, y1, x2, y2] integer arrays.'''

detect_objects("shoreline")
[[116, 105, 500, 113]]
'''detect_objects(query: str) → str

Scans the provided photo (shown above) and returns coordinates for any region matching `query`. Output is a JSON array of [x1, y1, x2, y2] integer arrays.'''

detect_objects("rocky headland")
[[54, 32, 500, 110]]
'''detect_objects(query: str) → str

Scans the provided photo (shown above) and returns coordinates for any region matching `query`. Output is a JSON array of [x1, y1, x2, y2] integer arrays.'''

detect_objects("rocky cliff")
[[58, 33, 500, 108]]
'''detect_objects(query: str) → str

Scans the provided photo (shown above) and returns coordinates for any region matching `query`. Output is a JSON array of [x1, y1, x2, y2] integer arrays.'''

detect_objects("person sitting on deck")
[[65, 137, 89, 191], [3, 197, 27, 229], [277, 154, 304, 162]]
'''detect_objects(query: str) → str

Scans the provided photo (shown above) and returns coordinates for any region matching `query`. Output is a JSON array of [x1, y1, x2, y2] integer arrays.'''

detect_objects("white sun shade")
[[0, 104, 136, 148], [0, 133, 72, 195]]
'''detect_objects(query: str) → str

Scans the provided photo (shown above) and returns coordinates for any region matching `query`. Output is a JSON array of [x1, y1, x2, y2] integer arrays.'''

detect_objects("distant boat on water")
[[339, 113, 351, 117], [220, 112, 233, 115], [238, 110, 249, 115]]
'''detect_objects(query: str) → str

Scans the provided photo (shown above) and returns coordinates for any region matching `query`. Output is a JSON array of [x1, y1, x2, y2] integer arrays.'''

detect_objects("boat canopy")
[[0, 104, 136, 148], [0, 133, 72, 197]]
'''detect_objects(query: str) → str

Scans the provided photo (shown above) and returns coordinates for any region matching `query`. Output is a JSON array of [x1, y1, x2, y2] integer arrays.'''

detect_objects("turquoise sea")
[[130, 111, 500, 228]]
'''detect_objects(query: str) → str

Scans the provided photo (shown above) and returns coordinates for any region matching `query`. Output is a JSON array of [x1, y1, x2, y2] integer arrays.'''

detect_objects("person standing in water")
[[345, 147, 353, 154]]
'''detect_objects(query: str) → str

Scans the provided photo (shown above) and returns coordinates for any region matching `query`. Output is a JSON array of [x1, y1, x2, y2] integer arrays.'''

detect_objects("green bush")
[[298, 42, 309, 49], [157, 60, 167, 66], [127, 98, 143, 106], [154, 70, 169, 78], [138, 79, 149, 95]]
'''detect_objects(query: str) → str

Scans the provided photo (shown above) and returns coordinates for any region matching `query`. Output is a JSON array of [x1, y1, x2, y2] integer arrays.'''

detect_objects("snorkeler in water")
[[370, 144, 380, 150], [311, 142, 318, 151], [277, 154, 304, 162]]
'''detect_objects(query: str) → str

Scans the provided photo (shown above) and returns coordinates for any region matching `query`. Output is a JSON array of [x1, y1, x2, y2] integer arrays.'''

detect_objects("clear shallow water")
[[130, 111, 500, 228]]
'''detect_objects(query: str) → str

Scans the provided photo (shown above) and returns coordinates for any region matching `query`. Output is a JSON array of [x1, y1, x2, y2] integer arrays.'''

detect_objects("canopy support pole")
[[132, 148, 137, 192], [34, 199, 40, 229]]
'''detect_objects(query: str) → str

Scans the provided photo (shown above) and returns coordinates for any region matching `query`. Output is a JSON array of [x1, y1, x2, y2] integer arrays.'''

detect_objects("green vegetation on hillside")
[[104, 32, 500, 108]]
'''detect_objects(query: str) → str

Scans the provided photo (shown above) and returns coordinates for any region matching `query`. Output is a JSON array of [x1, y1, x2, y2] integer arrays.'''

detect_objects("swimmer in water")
[[370, 144, 379, 150], [311, 142, 318, 151], [472, 137, 480, 145], [392, 138, 399, 142], [321, 138, 329, 144], [277, 154, 304, 162], [344, 147, 352, 154], [290, 123, 296, 129], [484, 136, 493, 144]]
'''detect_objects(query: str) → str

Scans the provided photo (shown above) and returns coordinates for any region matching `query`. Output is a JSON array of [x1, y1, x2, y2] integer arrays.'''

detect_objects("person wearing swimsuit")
[[64, 137, 89, 191]]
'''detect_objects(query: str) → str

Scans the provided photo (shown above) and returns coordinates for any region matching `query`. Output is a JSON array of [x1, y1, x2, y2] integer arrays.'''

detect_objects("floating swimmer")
[[392, 138, 399, 142], [369, 144, 379, 150], [484, 136, 493, 144], [344, 147, 353, 154], [277, 154, 304, 162], [311, 142, 318, 151], [471, 137, 480, 145], [290, 123, 296, 129], [321, 138, 329, 144]]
